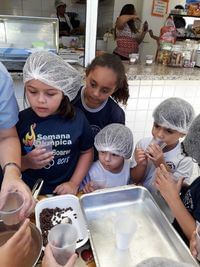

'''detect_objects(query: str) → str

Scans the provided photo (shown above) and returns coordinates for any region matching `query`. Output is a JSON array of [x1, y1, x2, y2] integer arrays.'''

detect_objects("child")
[[155, 114, 200, 247], [16, 51, 94, 195], [81, 123, 134, 193], [131, 97, 195, 192], [73, 53, 129, 139]]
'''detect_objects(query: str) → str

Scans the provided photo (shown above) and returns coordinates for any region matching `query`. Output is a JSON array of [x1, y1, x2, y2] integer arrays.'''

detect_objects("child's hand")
[[154, 164, 184, 202], [146, 143, 164, 167], [22, 147, 54, 170], [83, 181, 95, 193], [53, 181, 78, 195], [0, 219, 32, 267], [135, 148, 148, 166]]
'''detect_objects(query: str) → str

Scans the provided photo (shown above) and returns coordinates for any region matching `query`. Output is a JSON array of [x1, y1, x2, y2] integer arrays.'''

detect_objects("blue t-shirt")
[[73, 87, 125, 138], [73, 87, 125, 160], [0, 62, 19, 129], [172, 176, 200, 245], [16, 108, 94, 194]]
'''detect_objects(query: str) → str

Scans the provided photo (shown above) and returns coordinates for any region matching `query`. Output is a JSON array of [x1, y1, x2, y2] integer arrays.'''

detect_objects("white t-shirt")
[[83, 159, 135, 188], [133, 137, 193, 190]]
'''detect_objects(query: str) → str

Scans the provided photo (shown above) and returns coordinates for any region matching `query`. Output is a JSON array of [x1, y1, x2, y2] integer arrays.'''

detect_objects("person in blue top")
[[73, 53, 129, 159], [17, 51, 93, 195], [0, 62, 35, 218], [155, 113, 200, 247]]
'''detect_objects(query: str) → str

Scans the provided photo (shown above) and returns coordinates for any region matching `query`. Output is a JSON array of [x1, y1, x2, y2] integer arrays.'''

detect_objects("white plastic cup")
[[91, 177, 106, 190], [115, 217, 137, 250], [145, 55, 154, 65], [48, 223, 78, 265], [34, 137, 53, 152], [0, 191, 24, 229], [196, 223, 200, 261], [129, 53, 139, 64]]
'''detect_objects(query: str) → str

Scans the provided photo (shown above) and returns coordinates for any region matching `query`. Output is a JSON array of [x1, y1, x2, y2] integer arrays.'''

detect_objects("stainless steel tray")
[[80, 185, 198, 267]]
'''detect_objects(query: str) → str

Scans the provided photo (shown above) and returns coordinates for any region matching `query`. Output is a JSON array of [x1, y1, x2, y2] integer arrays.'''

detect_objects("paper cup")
[[48, 223, 78, 265]]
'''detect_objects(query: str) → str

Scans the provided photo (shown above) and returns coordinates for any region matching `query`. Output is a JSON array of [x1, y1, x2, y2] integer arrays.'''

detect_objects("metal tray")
[[80, 185, 199, 267]]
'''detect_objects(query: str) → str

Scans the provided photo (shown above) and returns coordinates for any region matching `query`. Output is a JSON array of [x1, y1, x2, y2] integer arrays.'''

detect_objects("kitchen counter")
[[124, 63, 200, 80], [10, 61, 200, 81]]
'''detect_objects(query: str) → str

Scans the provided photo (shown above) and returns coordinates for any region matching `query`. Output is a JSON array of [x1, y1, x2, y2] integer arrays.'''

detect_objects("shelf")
[[170, 13, 200, 18], [176, 36, 200, 40]]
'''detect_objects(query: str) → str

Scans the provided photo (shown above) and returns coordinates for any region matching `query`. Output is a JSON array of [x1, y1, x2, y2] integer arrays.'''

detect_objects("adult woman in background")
[[113, 4, 148, 60]]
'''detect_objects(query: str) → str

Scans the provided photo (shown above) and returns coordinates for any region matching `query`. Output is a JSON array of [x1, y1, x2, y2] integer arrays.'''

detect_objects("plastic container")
[[129, 53, 139, 64], [156, 44, 172, 65], [35, 194, 88, 249], [168, 44, 184, 67]]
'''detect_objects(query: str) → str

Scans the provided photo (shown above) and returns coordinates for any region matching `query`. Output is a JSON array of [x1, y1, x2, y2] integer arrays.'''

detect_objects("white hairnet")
[[153, 98, 195, 134], [135, 257, 194, 267], [94, 123, 133, 159], [23, 51, 81, 101], [55, 0, 66, 8], [183, 114, 200, 164]]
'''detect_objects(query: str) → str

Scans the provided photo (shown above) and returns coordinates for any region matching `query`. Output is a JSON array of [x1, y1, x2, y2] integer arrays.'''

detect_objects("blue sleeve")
[[0, 63, 19, 128]]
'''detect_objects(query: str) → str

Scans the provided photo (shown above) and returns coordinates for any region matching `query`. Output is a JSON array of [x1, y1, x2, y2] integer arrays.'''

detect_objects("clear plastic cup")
[[91, 177, 106, 190], [48, 223, 78, 265], [145, 55, 154, 65], [129, 53, 139, 64], [0, 191, 24, 229], [149, 137, 167, 150], [34, 137, 53, 152], [115, 217, 137, 250], [196, 223, 200, 261]]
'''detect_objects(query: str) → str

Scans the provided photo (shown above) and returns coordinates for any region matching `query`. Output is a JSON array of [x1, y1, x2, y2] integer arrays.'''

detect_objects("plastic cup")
[[145, 55, 154, 65], [196, 223, 200, 261], [48, 223, 78, 265], [91, 177, 106, 190], [0, 191, 24, 229], [149, 137, 167, 149], [115, 217, 137, 250], [129, 53, 139, 64], [34, 137, 53, 152]]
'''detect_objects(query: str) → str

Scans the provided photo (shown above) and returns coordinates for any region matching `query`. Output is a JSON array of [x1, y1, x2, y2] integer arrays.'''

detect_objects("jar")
[[129, 53, 139, 64], [156, 44, 172, 65], [168, 44, 183, 67]]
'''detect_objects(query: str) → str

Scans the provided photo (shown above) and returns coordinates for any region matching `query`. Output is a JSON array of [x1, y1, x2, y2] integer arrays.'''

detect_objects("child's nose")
[[157, 129, 164, 139], [104, 152, 111, 161], [38, 94, 46, 103]]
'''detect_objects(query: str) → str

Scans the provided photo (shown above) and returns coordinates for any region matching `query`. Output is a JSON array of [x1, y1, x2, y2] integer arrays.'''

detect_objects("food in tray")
[[39, 207, 82, 246]]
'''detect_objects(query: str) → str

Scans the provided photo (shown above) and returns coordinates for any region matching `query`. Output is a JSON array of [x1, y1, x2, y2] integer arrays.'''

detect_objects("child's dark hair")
[[86, 53, 129, 105], [23, 88, 75, 119]]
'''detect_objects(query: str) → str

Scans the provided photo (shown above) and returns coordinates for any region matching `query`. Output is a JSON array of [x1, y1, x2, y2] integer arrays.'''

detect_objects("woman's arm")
[[155, 164, 196, 240], [135, 21, 148, 44], [116, 14, 140, 30], [0, 127, 35, 218], [53, 148, 93, 195]]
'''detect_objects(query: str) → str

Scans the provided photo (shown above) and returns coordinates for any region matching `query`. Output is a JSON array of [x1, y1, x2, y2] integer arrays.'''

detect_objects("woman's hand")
[[22, 147, 54, 170], [142, 21, 148, 32], [1, 177, 36, 219], [42, 244, 77, 267], [0, 219, 32, 267], [53, 181, 78, 195]]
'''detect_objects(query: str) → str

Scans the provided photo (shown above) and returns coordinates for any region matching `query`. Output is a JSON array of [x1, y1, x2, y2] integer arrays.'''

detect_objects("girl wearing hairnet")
[[131, 97, 195, 193], [73, 53, 129, 160], [81, 123, 135, 193], [155, 114, 200, 253], [16, 51, 93, 195]]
